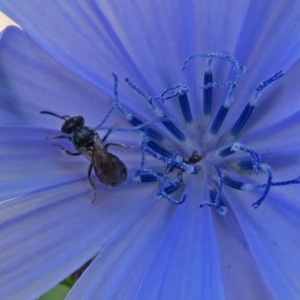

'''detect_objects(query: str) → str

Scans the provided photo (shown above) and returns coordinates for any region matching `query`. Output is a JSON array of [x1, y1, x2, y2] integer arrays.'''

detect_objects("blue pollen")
[[203, 71, 213, 115], [179, 93, 193, 123]]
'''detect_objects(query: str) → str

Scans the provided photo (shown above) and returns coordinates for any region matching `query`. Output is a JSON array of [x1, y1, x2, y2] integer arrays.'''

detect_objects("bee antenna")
[[40, 111, 70, 120]]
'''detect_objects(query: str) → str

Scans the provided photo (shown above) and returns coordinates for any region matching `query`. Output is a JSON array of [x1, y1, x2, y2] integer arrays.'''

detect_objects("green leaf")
[[39, 284, 70, 300]]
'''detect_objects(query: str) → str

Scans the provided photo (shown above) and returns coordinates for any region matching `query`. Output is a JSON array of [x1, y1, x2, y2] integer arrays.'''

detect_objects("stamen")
[[223, 144, 272, 208], [146, 140, 173, 158], [163, 181, 182, 195], [219, 146, 235, 157], [94, 73, 167, 143], [209, 190, 227, 214], [130, 54, 297, 214], [250, 163, 273, 208], [210, 106, 229, 134], [244, 176, 300, 189], [252, 71, 284, 100], [223, 176, 244, 190], [230, 104, 254, 136], [129, 116, 163, 141], [126, 78, 186, 141], [230, 71, 284, 136], [155, 151, 187, 204], [162, 119, 186, 141], [231, 143, 261, 174], [181, 52, 248, 74], [203, 59, 213, 115], [182, 53, 247, 133], [160, 85, 189, 102], [139, 135, 197, 174], [137, 173, 163, 183], [238, 161, 253, 170], [179, 93, 193, 123], [100, 118, 166, 131], [200, 165, 227, 214]]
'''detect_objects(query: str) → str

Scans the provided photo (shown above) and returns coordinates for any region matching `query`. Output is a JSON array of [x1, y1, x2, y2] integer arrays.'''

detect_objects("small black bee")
[[41, 111, 128, 202]]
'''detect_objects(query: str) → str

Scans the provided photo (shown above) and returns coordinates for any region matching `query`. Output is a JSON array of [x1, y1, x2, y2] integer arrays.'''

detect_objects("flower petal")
[[66, 176, 225, 299], [0, 179, 157, 299], [224, 187, 300, 299]]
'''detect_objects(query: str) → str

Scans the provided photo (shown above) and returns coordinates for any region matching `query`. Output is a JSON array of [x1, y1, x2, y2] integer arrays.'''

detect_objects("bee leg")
[[87, 163, 97, 203], [101, 129, 112, 143], [53, 144, 81, 156], [46, 134, 72, 141], [104, 142, 138, 150]]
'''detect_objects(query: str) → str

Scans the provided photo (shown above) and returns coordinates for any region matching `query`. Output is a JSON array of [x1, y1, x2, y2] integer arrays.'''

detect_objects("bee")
[[41, 111, 128, 202]]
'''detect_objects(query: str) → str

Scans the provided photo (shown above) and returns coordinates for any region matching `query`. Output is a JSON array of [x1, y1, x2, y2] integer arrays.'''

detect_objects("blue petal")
[[0, 179, 158, 299], [223, 187, 300, 299], [66, 176, 225, 299]]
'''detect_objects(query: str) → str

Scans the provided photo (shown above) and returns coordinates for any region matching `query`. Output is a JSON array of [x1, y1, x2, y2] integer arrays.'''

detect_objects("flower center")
[[98, 53, 300, 215]]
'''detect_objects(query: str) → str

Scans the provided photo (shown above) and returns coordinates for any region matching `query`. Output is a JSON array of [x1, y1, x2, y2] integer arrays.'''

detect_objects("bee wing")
[[92, 149, 127, 187]]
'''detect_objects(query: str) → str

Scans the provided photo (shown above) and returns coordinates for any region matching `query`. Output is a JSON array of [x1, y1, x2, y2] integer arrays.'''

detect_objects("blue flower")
[[1, 1, 300, 299]]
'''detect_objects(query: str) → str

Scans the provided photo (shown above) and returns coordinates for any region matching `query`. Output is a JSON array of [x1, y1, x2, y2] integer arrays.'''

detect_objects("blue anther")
[[139, 135, 196, 174], [210, 190, 227, 215], [238, 161, 254, 170], [223, 176, 244, 190], [203, 71, 213, 115], [231, 103, 255, 136], [231, 143, 261, 174], [212, 165, 223, 207], [126, 78, 186, 141], [179, 93, 193, 123], [129, 116, 164, 141], [219, 146, 235, 157], [200, 166, 226, 214], [162, 119, 186, 141], [230, 71, 284, 136], [154, 151, 187, 204], [163, 181, 182, 195], [210, 106, 229, 134], [146, 140, 173, 158], [138, 173, 163, 182]]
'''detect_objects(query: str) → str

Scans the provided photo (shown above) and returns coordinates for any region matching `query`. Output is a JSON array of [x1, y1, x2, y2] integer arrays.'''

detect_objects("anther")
[[231, 71, 284, 136]]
